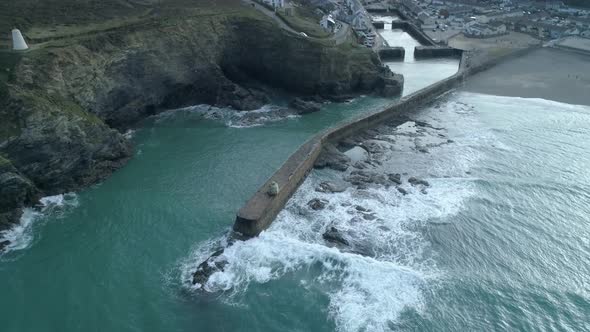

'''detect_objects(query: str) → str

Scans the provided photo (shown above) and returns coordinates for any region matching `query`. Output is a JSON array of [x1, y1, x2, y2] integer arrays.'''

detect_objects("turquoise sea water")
[[204, 91, 590, 331]]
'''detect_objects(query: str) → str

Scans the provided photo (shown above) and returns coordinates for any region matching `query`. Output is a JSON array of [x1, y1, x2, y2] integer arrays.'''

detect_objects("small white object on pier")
[[12, 29, 29, 51]]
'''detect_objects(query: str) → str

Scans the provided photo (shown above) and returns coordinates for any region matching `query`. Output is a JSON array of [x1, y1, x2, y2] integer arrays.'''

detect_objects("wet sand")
[[464, 47, 590, 106]]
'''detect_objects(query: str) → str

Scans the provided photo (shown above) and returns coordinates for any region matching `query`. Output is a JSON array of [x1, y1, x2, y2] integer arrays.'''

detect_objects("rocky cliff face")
[[0, 7, 403, 230]]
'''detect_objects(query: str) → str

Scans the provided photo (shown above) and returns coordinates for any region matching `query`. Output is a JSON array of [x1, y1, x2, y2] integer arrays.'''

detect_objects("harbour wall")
[[378, 46, 405, 60], [372, 21, 385, 29], [233, 46, 539, 237], [414, 46, 462, 58]]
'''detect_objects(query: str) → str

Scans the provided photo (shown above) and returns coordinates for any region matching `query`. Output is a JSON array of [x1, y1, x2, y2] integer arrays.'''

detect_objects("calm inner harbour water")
[[2, 20, 588, 332]]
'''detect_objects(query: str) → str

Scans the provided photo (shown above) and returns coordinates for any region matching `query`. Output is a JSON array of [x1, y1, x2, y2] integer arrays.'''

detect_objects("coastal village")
[[247, 0, 590, 51], [391, 0, 590, 42]]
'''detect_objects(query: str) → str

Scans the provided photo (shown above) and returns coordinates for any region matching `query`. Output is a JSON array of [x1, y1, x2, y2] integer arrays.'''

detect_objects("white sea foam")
[[155, 104, 300, 128], [180, 93, 502, 331], [123, 129, 136, 139], [0, 193, 78, 254]]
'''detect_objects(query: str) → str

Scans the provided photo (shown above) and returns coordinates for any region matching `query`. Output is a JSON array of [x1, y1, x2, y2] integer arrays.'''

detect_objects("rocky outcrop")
[[308, 198, 328, 210], [323, 226, 349, 246], [192, 249, 228, 287], [314, 144, 351, 171], [0, 156, 39, 230], [289, 98, 321, 114]]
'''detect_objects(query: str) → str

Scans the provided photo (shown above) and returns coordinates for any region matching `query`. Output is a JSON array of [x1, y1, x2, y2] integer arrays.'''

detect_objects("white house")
[[320, 15, 336, 30]]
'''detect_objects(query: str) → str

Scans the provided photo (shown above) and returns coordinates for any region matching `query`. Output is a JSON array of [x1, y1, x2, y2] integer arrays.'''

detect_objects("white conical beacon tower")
[[11, 29, 29, 51]]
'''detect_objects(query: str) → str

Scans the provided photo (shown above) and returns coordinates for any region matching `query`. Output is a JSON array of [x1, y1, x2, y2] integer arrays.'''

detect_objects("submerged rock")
[[408, 177, 430, 187], [322, 227, 349, 246], [355, 205, 369, 212], [345, 170, 388, 186], [350, 216, 364, 223], [397, 187, 408, 195], [387, 173, 402, 185], [0, 240, 9, 252], [192, 249, 228, 286], [308, 198, 328, 210], [316, 181, 347, 193]]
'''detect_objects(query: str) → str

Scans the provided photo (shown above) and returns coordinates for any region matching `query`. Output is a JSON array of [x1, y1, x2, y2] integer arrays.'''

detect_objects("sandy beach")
[[464, 47, 590, 106]]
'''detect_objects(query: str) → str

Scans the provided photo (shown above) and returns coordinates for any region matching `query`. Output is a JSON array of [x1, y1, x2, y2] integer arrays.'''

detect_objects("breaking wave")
[[0, 193, 79, 255], [180, 94, 496, 331], [155, 104, 300, 128]]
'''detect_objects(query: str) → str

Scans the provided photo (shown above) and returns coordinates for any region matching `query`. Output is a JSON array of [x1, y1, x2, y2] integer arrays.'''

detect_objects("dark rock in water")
[[355, 205, 369, 212], [346, 170, 388, 186], [316, 181, 347, 193], [0, 240, 9, 252], [421, 188, 428, 195], [363, 213, 377, 221], [352, 161, 368, 169], [397, 187, 408, 195], [308, 198, 328, 210], [314, 144, 351, 172], [0, 157, 41, 229], [387, 173, 402, 185], [323, 227, 349, 246], [361, 140, 388, 154], [408, 177, 430, 187], [220, 84, 269, 110], [192, 249, 228, 286], [289, 97, 321, 114], [418, 148, 429, 153]]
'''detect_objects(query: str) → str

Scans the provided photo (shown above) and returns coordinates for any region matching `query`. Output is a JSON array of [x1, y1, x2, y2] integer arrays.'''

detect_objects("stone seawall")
[[372, 21, 385, 29], [414, 46, 462, 59], [233, 46, 539, 237], [378, 47, 405, 61]]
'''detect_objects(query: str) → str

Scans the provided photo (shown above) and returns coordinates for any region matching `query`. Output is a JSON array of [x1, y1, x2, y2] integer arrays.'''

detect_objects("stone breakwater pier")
[[233, 47, 537, 238], [192, 46, 538, 285]]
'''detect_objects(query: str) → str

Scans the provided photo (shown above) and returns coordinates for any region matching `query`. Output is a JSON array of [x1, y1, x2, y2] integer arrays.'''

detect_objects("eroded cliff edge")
[[0, 1, 403, 232]]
